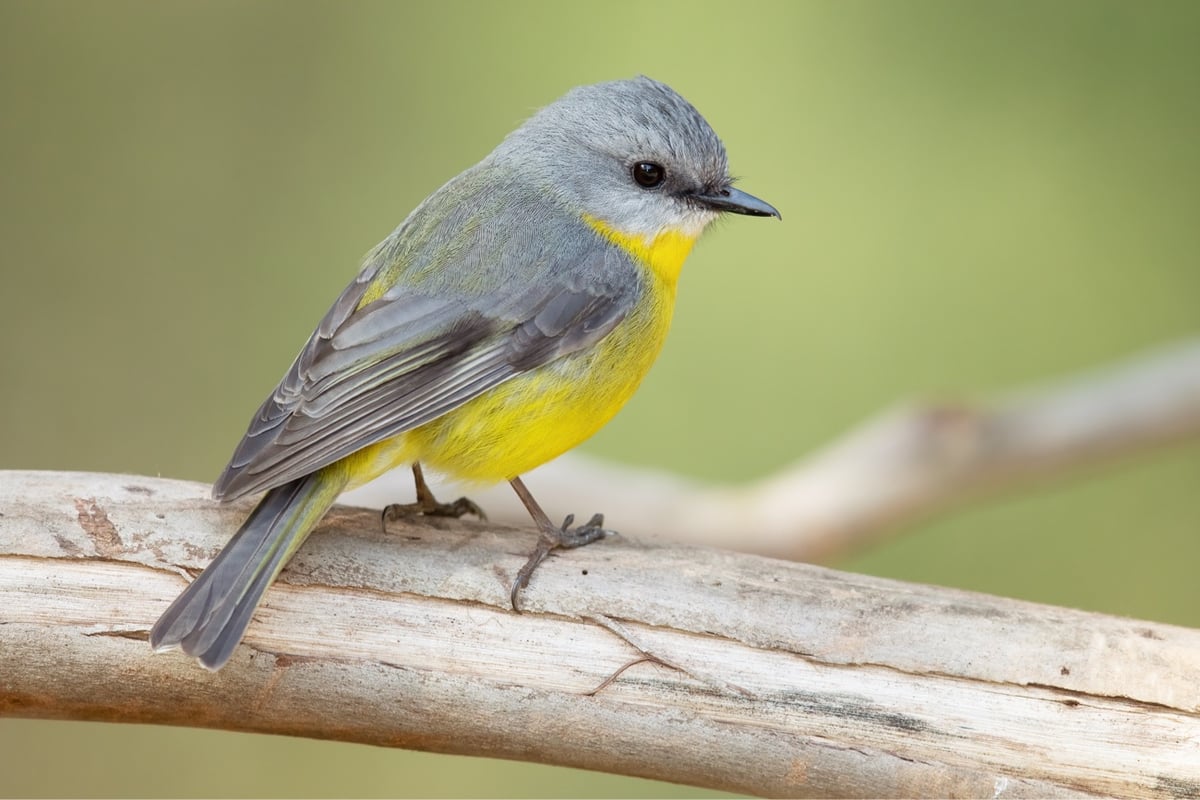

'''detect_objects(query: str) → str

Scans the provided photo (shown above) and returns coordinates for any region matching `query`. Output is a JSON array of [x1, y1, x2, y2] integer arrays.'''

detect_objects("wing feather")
[[213, 166, 642, 500]]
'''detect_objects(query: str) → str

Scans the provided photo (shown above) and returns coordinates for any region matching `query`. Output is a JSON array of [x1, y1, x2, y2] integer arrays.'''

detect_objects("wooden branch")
[[351, 337, 1200, 562], [3, 471, 1199, 798]]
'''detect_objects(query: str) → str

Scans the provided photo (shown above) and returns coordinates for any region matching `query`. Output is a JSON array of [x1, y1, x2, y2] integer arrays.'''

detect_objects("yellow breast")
[[582, 214, 697, 284], [424, 220, 696, 481], [345, 219, 697, 487]]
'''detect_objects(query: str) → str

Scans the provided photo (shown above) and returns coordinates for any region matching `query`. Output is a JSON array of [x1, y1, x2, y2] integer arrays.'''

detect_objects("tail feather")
[[149, 471, 344, 670]]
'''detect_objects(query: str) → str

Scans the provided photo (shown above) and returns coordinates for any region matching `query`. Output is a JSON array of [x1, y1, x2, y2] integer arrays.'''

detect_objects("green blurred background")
[[2, 0, 1198, 796]]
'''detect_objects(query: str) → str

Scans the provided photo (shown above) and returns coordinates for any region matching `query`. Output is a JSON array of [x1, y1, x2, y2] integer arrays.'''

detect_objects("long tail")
[[149, 470, 345, 670]]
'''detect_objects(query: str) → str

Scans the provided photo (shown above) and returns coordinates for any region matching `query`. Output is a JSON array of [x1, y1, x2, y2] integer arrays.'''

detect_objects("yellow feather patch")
[[335, 212, 697, 486], [357, 277, 389, 309], [583, 215, 697, 285]]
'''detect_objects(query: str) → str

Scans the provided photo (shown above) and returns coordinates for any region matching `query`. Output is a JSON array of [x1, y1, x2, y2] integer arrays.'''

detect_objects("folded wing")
[[213, 169, 641, 500]]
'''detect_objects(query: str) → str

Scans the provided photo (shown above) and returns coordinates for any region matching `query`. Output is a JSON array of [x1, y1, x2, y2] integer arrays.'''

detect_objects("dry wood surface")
[[2, 470, 1199, 797]]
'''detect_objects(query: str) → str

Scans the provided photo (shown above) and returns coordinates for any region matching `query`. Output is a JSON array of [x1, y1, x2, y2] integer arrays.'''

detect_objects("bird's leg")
[[508, 475, 615, 610], [381, 462, 487, 531]]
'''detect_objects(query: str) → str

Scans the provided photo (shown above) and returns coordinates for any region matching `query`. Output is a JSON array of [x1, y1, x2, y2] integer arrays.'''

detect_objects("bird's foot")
[[509, 512, 615, 610], [381, 494, 487, 532]]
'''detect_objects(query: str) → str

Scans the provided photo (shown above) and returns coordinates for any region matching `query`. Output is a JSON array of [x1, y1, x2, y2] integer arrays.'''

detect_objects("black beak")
[[692, 186, 781, 218]]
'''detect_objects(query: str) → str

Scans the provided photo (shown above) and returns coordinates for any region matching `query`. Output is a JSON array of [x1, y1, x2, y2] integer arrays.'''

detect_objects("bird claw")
[[380, 496, 487, 533], [509, 512, 615, 611]]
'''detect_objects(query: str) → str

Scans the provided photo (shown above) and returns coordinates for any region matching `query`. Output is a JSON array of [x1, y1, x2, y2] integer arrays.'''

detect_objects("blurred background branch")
[[3, 471, 1199, 798], [371, 336, 1200, 563]]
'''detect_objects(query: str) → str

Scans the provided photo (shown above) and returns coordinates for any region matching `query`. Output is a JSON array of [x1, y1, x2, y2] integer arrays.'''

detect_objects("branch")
[[351, 337, 1200, 561], [3, 471, 1199, 798]]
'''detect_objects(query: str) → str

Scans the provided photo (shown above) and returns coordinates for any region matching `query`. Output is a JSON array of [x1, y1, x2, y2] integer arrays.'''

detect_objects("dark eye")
[[632, 161, 665, 188]]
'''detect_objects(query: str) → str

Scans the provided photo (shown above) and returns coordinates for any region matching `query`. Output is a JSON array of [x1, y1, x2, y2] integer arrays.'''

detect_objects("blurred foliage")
[[1, 0, 1198, 796]]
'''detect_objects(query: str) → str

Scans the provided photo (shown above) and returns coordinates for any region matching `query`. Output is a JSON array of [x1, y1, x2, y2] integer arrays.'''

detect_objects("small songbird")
[[150, 76, 779, 670]]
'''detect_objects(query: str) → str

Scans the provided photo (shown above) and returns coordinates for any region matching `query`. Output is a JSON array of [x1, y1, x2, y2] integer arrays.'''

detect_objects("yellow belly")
[[341, 220, 691, 489], [429, 268, 678, 479], [339, 272, 673, 488]]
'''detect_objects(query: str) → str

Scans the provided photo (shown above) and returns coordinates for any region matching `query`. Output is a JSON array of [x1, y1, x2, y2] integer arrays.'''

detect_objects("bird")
[[149, 76, 779, 670]]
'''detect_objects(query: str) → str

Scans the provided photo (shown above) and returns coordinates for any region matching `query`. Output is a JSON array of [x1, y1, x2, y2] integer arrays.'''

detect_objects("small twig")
[[584, 657, 656, 697], [584, 613, 751, 697]]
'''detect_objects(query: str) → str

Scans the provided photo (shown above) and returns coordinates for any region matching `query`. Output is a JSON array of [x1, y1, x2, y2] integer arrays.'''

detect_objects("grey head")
[[489, 76, 779, 241]]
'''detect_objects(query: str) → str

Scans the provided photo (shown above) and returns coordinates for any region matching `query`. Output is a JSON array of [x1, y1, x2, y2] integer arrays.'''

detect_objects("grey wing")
[[212, 227, 640, 501]]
